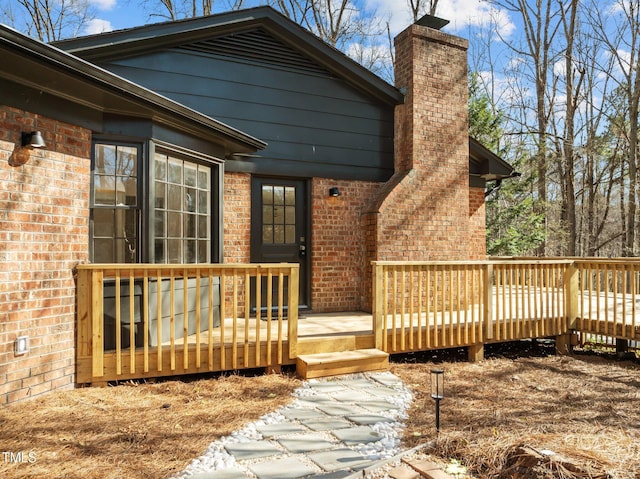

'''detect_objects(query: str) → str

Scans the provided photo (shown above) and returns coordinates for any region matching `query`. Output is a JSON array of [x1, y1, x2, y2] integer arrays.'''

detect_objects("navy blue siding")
[[99, 42, 395, 181]]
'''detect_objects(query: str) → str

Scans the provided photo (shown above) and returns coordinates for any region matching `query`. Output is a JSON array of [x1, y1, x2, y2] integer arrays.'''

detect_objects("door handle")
[[299, 244, 306, 258]]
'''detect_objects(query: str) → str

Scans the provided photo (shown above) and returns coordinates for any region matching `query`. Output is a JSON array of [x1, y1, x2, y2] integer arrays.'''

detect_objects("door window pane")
[[261, 184, 295, 244]]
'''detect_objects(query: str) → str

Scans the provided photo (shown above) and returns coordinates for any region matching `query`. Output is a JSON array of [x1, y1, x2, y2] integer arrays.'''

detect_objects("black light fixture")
[[329, 187, 341, 197], [430, 368, 445, 433], [21, 131, 46, 149]]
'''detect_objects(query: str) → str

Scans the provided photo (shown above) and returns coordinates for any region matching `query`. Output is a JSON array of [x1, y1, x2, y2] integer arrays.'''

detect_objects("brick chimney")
[[362, 17, 480, 309]]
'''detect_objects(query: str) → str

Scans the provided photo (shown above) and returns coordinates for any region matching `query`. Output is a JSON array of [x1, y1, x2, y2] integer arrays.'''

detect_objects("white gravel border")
[[172, 372, 413, 478]]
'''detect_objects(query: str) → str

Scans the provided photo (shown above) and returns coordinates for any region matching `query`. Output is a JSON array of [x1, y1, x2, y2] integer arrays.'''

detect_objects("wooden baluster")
[[183, 267, 189, 370], [392, 267, 398, 352], [433, 266, 439, 348], [613, 264, 619, 338], [632, 265, 638, 334], [232, 269, 239, 370], [255, 267, 262, 366], [219, 272, 226, 371], [208, 269, 214, 371], [409, 265, 414, 350], [499, 266, 506, 341], [244, 269, 250, 368], [157, 268, 163, 372], [169, 269, 176, 371], [417, 266, 423, 350], [278, 270, 284, 364], [401, 265, 406, 351], [115, 270, 122, 376], [425, 266, 432, 348], [129, 269, 136, 374], [266, 268, 273, 366], [195, 271, 201, 369], [143, 269, 149, 373], [461, 267, 468, 345]]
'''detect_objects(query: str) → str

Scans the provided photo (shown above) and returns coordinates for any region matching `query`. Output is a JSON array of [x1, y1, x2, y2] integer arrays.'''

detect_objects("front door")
[[250, 177, 309, 310]]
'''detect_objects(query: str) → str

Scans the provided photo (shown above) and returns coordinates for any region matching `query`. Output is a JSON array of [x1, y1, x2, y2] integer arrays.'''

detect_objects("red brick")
[[0, 107, 89, 404]]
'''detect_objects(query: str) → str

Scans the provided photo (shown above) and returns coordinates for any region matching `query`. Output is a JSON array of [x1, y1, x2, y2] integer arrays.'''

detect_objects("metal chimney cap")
[[415, 14, 450, 30]]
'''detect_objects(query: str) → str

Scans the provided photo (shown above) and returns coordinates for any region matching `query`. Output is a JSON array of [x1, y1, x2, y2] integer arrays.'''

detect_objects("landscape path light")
[[430, 368, 445, 433]]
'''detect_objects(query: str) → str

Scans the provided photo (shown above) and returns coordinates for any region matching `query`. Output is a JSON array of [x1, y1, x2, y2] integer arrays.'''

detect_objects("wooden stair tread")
[[296, 348, 389, 379], [298, 348, 388, 364]]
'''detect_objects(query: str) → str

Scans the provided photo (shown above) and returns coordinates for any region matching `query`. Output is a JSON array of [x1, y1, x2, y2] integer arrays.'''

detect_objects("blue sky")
[[81, 0, 515, 39]]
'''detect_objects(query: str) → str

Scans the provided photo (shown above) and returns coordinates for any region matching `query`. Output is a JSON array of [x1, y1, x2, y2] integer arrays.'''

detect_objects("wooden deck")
[[75, 259, 640, 385]]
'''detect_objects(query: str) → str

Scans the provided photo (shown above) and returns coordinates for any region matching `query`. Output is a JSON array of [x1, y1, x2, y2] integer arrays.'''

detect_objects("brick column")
[[362, 23, 471, 310]]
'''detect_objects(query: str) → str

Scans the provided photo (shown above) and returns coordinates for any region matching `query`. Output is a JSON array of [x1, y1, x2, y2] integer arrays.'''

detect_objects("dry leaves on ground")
[[0, 371, 300, 479], [1, 347, 639, 479], [392, 351, 640, 479]]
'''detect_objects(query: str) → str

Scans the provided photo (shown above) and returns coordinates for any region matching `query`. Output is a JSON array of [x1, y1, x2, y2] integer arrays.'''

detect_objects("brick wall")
[[311, 178, 382, 311], [223, 172, 251, 264], [469, 186, 487, 259], [362, 24, 472, 310], [0, 106, 90, 404]]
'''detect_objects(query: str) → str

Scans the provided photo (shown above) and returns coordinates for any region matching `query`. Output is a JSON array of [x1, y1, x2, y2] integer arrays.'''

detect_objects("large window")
[[154, 153, 211, 263], [90, 142, 217, 264], [92, 144, 139, 263]]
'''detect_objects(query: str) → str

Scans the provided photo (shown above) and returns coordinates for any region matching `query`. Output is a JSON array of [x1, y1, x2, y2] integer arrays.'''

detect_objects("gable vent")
[[177, 28, 334, 77]]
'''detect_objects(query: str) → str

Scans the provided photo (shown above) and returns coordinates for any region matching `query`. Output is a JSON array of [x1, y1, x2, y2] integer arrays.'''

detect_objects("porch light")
[[21, 131, 46, 149], [430, 368, 445, 433], [329, 187, 341, 197]]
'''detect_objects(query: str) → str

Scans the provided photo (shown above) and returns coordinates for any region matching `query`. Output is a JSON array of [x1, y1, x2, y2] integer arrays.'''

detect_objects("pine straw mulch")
[[0, 371, 301, 479], [391, 345, 640, 479], [0, 346, 638, 479]]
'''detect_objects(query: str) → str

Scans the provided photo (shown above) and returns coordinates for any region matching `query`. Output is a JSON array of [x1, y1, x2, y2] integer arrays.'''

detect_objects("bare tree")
[[490, 0, 564, 255], [407, 0, 439, 21], [9, 0, 94, 41], [554, 0, 583, 255], [146, 0, 245, 21], [586, 0, 640, 257]]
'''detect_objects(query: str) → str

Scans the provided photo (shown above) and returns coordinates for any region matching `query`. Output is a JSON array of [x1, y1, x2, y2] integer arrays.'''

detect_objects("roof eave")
[[2, 25, 266, 153], [53, 7, 404, 107]]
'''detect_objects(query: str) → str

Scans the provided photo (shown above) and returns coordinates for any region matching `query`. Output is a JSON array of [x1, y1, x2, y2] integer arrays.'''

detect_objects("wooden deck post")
[[564, 262, 579, 330], [557, 262, 579, 355], [91, 269, 105, 378], [372, 262, 384, 350], [288, 265, 299, 359], [468, 343, 484, 362]]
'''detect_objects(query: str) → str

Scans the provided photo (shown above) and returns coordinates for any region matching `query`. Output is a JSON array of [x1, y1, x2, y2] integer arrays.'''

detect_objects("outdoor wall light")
[[329, 187, 341, 197], [430, 368, 445, 432], [21, 131, 46, 149]]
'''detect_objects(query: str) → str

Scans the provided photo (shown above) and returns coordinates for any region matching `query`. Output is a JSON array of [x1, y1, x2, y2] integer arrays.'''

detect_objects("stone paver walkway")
[[177, 371, 412, 479]]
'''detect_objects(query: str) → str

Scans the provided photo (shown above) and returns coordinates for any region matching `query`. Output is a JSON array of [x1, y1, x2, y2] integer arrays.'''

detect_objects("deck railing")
[[76, 258, 640, 385], [573, 259, 640, 341], [372, 260, 575, 354], [76, 263, 299, 384]]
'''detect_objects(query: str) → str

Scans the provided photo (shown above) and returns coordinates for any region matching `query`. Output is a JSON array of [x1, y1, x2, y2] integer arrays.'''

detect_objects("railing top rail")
[[76, 263, 300, 272], [492, 256, 640, 263], [372, 259, 574, 266]]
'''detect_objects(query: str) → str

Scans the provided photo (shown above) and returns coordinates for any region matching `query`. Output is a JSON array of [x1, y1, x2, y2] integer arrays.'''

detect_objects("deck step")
[[296, 348, 389, 379]]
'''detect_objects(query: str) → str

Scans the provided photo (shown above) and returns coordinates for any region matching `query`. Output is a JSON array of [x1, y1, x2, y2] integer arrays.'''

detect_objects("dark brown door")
[[250, 177, 309, 311]]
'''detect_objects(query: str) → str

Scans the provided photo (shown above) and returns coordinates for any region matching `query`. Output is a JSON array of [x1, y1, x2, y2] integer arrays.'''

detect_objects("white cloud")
[[365, 0, 515, 37], [90, 0, 117, 10], [84, 18, 114, 35], [554, 58, 566, 77]]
